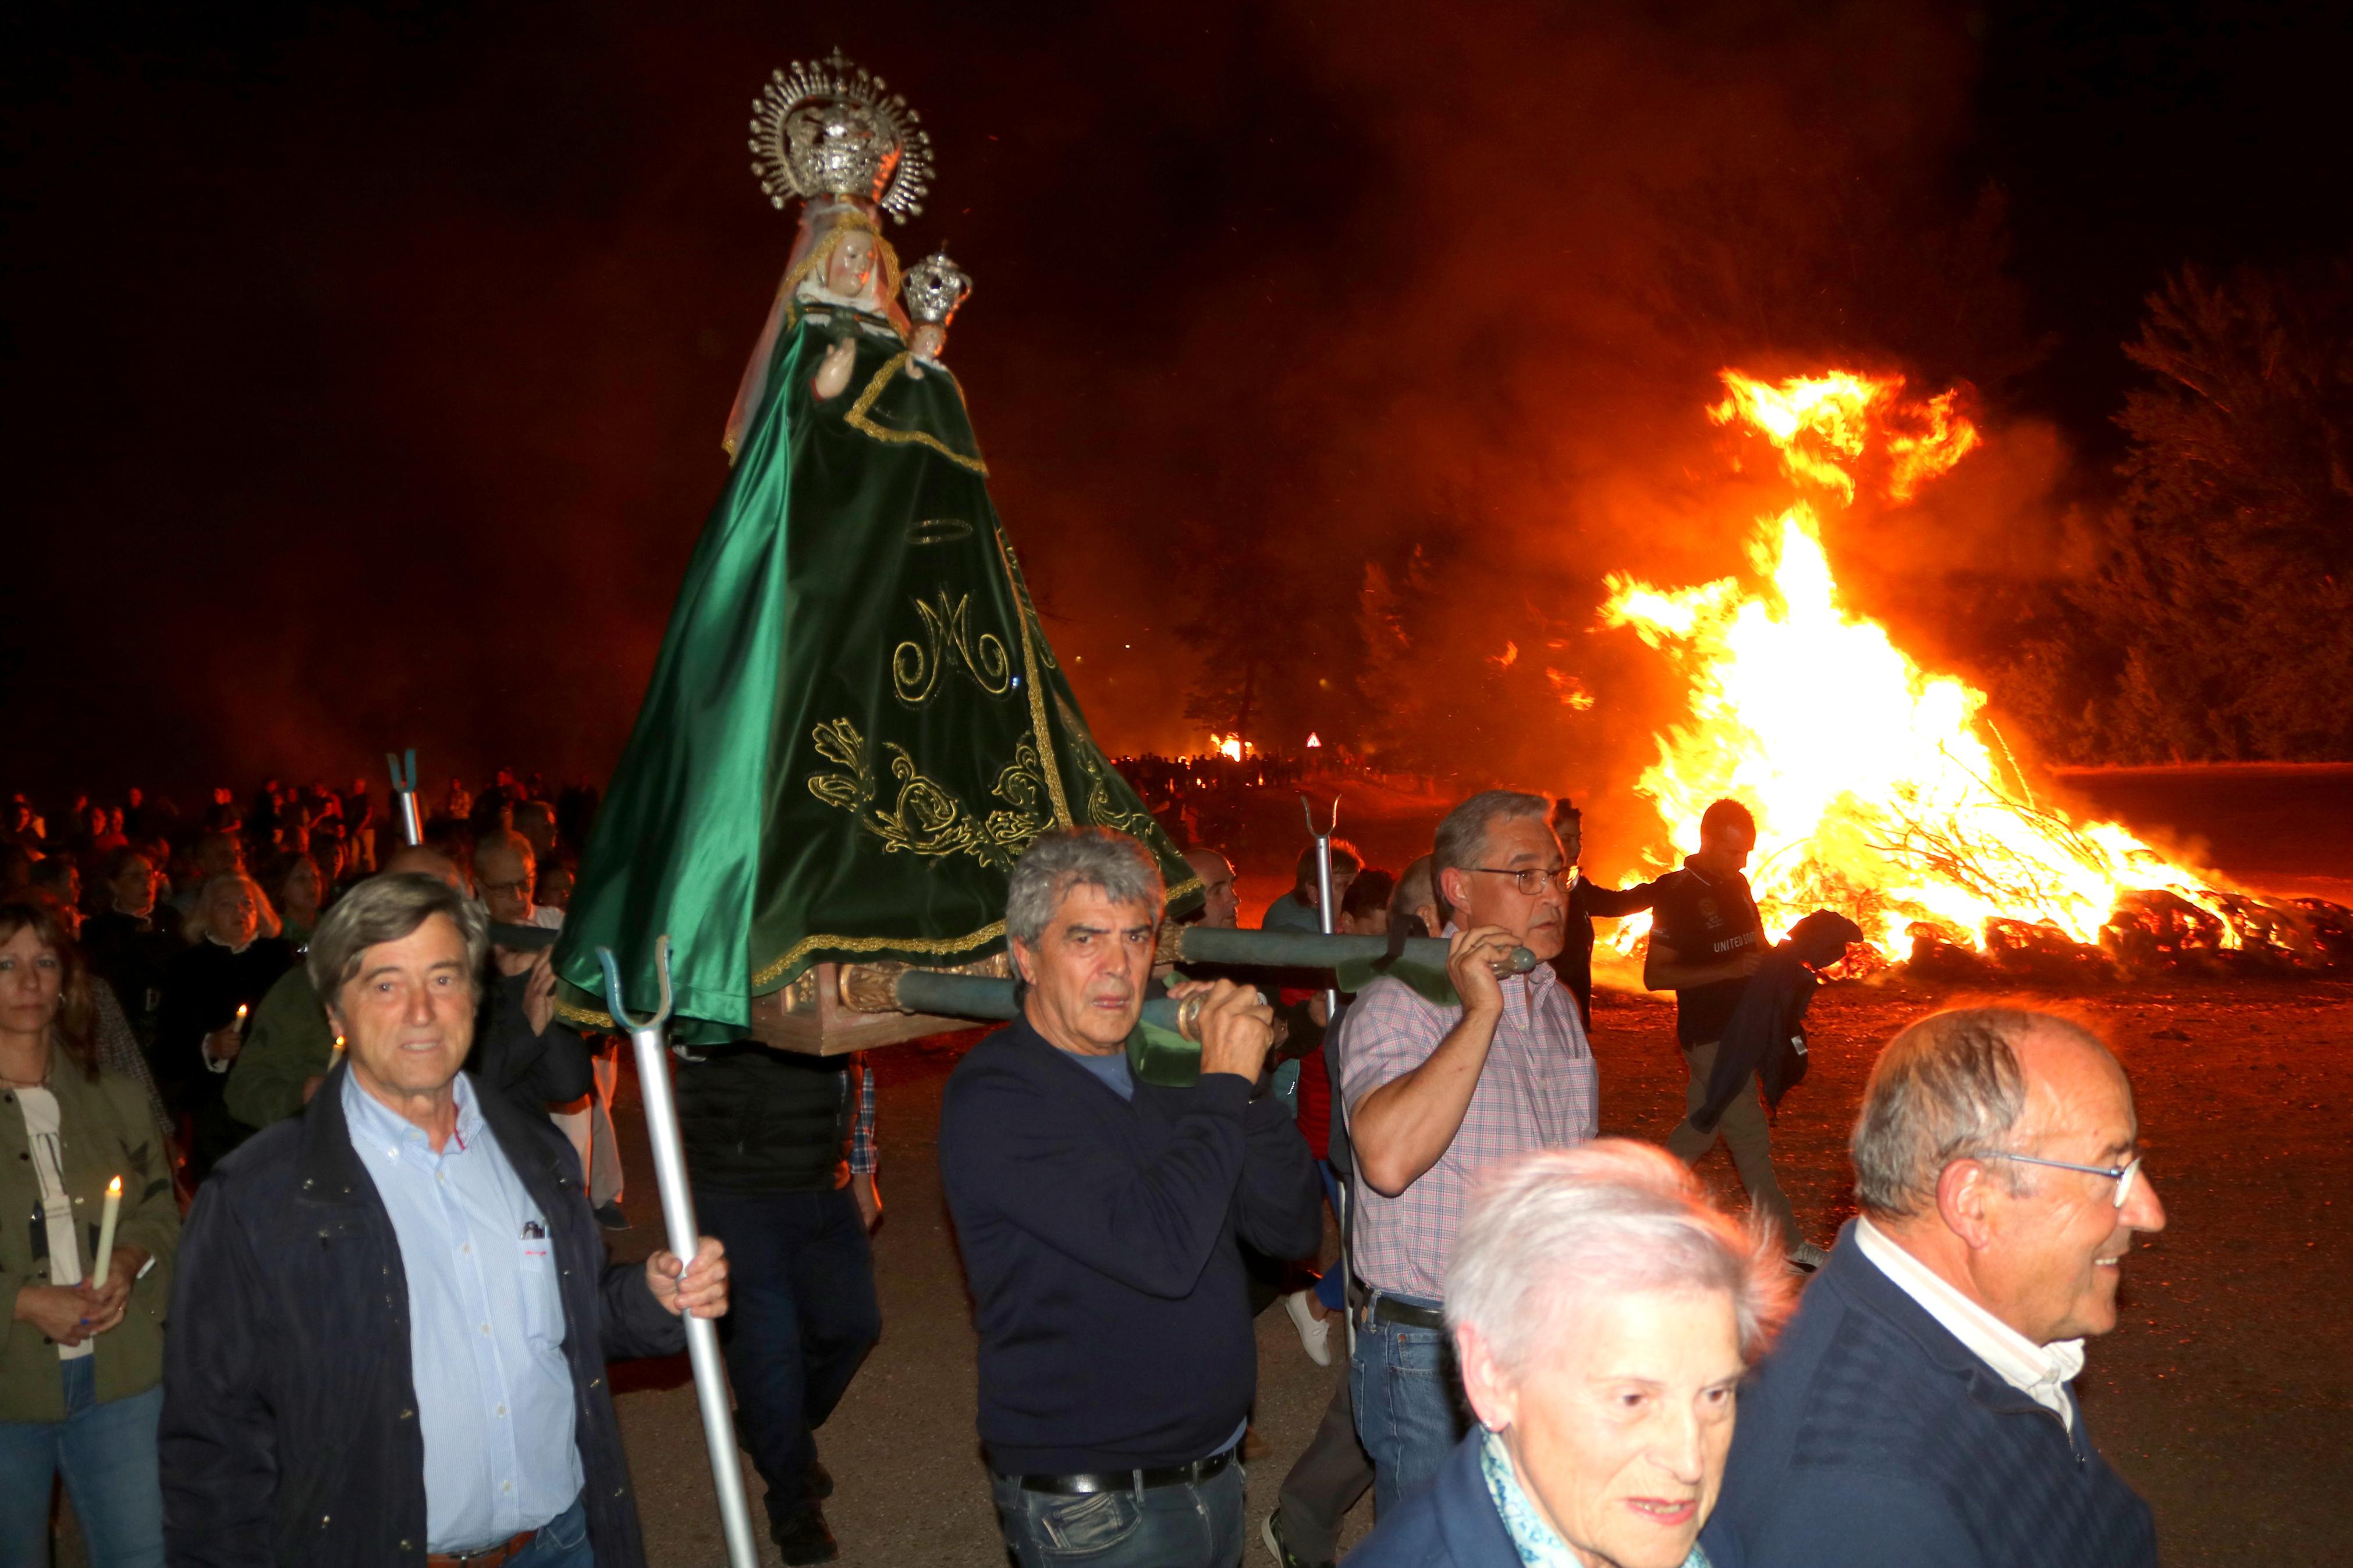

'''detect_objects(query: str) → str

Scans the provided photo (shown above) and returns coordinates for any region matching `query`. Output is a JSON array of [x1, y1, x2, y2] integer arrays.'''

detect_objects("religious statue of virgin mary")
[[555, 51, 1194, 1043]]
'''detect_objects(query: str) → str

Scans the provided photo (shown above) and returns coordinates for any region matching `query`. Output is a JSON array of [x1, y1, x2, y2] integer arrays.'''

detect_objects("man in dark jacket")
[[673, 1039, 879, 1563], [941, 827, 1322, 1568], [1644, 798, 1818, 1267], [1702, 1004, 2168, 1568], [80, 847, 182, 1047], [1542, 801, 1656, 1029], [160, 873, 726, 1568]]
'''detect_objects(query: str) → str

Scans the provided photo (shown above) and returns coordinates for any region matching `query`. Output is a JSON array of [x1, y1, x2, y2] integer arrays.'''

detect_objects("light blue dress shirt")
[[343, 1071, 583, 1552]]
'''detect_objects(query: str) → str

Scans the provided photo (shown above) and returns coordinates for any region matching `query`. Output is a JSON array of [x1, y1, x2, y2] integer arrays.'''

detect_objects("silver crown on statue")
[[902, 250, 973, 325], [748, 49, 932, 220]]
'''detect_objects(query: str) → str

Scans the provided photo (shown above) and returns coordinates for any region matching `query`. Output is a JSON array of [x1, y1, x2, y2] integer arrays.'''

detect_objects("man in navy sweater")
[[940, 828, 1323, 1568], [1702, 1004, 2167, 1567]]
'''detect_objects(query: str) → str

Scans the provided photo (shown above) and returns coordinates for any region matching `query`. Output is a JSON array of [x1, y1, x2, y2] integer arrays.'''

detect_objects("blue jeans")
[[505, 1495, 591, 1568], [0, 1358, 165, 1568], [695, 1185, 881, 1528], [990, 1459, 1244, 1567], [1311, 1165, 1347, 1314], [1348, 1297, 1467, 1519]]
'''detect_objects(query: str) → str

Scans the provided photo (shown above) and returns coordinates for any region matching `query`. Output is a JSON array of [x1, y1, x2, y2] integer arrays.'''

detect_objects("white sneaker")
[[1284, 1288, 1333, 1366], [1788, 1240, 1831, 1273]]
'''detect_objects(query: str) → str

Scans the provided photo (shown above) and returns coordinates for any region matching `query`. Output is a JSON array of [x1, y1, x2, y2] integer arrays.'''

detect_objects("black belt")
[[1367, 1294, 1446, 1331], [1014, 1446, 1237, 1495]]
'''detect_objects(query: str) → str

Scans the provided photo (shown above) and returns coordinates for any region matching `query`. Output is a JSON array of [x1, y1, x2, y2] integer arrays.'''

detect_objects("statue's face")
[[824, 231, 878, 298], [910, 323, 945, 359]]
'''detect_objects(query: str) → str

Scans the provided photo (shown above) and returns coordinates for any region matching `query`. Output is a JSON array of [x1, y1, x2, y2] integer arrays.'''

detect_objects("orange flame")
[[1206, 733, 1247, 762], [1607, 369, 2226, 962], [1710, 368, 1980, 502]]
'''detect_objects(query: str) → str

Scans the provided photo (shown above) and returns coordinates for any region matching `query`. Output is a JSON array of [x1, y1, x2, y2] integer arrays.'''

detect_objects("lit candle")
[[235, 1003, 249, 1027], [88, 1176, 122, 1289]]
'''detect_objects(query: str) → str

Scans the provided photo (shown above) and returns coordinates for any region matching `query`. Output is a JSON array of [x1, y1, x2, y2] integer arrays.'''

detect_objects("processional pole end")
[[595, 938, 675, 1035], [1298, 791, 1340, 840], [385, 748, 423, 848]]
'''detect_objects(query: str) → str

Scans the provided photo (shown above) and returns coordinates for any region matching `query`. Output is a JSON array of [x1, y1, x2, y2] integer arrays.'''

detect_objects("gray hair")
[[1006, 828, 1166, 948], [1445, 1140, 1793, 1374], [1850, 1004, 2106, 1218], [1431, 790, 1552, 922], [181, 871, 283, 945], [307, 872, 489, 1006]]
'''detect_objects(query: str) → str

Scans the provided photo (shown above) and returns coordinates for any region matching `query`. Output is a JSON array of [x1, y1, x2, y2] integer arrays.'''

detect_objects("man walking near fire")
[[1703, 1003, 2166, 1565], [1646, 797, 1823, 1267], [1338, 790, 1597, 1515], [939, 827, 1321, 1568]]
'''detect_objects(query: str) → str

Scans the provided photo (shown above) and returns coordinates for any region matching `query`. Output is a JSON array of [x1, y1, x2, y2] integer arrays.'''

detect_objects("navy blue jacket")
[[938, 1012, 1322, 1475], [1702, 1221, 2158, 1568], [1341, 1432, 1516, 1568]]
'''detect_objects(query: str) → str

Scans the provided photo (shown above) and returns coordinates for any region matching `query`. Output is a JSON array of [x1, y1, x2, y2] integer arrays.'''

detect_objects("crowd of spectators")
[[0, 770, 601, 1190], [0, 770, 683, 1566]]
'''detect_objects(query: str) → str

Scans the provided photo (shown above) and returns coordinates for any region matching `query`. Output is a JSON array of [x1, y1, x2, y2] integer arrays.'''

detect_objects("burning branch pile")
[[1602, 371, 2350, 977]]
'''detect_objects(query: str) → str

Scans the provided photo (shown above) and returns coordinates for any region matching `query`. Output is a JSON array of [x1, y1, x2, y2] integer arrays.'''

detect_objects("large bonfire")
[[1601, 370, 2338, 972]]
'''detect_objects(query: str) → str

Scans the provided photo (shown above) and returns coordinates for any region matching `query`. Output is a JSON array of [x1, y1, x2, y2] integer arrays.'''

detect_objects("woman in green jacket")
[[0, 898, 179, 1568]]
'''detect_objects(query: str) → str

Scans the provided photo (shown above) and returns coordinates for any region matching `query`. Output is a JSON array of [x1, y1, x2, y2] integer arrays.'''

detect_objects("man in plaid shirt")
[[1339, 790, 1598, 1517]]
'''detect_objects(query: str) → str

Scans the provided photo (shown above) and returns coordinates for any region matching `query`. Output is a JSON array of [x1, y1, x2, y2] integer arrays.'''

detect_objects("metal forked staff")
[[1300, 792, 1355, 1357], [384, 748, 423, 848], [595, 939, 760, 1568]]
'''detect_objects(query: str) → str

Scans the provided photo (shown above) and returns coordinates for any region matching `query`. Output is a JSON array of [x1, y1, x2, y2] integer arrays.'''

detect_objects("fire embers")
[[1903, 894, 2353, 982], [2103, 891, 2353, 975]]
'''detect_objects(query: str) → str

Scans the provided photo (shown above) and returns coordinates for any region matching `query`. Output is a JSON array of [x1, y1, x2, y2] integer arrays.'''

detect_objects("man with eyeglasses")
[[1703, 1004, 2167, 1568], [1337, 790, 1596, 1521], [1645, 798, 1820, 1267], [479, 831, 626, 1228]]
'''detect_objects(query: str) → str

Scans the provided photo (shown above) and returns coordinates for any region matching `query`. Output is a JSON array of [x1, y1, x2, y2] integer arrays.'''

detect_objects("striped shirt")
[[1339, 957, 1598, 1300]]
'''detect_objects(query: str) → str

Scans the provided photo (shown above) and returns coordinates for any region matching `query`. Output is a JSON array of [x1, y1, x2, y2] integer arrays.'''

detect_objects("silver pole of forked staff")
[[1301, 793, 1354, 1357], [595, 939, 760, 1568], [1303, 794, 1341, 1021]]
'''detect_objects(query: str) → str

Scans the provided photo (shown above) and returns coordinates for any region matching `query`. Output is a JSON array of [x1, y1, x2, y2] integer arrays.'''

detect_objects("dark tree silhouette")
[[2006, 258, 2353, 762]]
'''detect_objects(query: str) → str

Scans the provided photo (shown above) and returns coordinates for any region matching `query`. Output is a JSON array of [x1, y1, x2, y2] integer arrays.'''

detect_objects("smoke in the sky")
[[5, 0, 2083, 844]]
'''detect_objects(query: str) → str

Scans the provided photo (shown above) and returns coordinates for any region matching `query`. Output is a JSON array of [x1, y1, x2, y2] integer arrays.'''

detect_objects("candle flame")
[[107, 1175, 122, 1196]]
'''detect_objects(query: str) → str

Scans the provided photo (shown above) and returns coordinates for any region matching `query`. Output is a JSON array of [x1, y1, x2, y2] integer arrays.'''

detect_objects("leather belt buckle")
[[425, 1528, 536, 1568], [1017, 1444, 1237, 1495], [1369, 1294, 1447, 1331]]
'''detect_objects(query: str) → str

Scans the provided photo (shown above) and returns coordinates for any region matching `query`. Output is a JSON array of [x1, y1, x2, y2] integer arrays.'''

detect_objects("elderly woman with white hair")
[[1345, 1140, 1793, 1568]]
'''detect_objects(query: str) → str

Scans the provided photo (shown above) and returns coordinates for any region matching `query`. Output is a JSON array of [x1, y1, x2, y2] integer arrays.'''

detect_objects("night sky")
[[6, 1, 2350, 805]]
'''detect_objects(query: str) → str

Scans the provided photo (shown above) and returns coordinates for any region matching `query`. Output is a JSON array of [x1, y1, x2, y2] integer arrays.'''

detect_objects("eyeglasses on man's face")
[[1469, 864, 1573, 897], [1982, 1151, 2145, 1209]]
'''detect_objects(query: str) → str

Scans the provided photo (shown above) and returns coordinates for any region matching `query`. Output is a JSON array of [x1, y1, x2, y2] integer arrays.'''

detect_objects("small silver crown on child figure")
[[902, 250, 974, 325], [748, 49, 932, 220]]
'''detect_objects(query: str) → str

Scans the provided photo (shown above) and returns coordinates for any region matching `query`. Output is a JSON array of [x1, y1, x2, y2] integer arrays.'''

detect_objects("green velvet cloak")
[[553, 304, 1195, 1042]]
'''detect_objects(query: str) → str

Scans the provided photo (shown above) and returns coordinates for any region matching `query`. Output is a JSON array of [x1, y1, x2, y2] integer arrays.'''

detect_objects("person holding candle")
[[0, 897, 181, 1568], [154, 871, 294, 1179]]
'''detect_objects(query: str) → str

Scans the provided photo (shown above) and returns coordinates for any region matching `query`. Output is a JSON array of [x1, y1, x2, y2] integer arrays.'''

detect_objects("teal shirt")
[[1480, 1427, 1713, 1568]]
